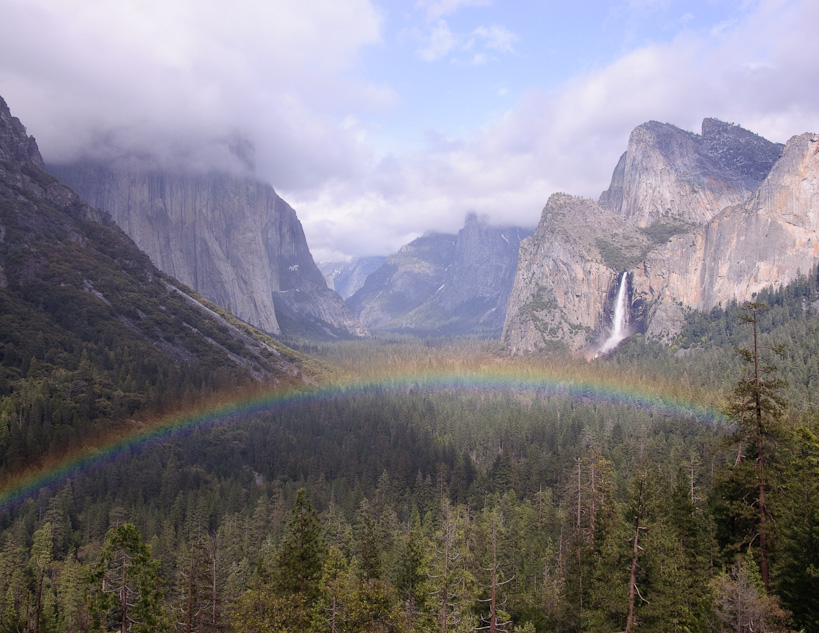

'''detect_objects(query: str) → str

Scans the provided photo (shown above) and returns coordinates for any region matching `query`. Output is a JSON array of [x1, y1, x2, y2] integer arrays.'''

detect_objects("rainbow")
[[0, 366, 725, 510]]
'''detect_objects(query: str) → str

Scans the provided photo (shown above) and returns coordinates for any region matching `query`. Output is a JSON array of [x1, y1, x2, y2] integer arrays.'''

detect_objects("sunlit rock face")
[[502, 193, 649, 353], [348, 213, 531, 336], [504, 119, 819, 353], [634, 132, 819, 340], [48, 161, 367, 340], [599, 118, 783, 227]]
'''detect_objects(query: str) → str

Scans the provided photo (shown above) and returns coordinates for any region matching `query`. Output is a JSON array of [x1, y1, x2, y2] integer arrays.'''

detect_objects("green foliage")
[[594, 238, 650, 271], [0, 163, 310, 477], [771, 419, 819, 630], [8, 266, 819, 632], [275, 489, 325, 601], [710, 557, 790, 633], [639, 220, 693, 245], [87, 523, 166, 633]]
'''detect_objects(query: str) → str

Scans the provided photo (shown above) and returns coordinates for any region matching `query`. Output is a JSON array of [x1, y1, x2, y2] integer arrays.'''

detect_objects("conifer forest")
[[3, 273, 819, 633]]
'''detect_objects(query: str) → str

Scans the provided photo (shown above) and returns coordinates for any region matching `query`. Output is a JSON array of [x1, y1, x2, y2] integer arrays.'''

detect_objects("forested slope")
[[2, 282, 818, 632]]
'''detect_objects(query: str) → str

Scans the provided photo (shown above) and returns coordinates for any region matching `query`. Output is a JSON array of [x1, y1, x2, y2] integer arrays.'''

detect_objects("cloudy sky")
[[2, 0, 819, 261]]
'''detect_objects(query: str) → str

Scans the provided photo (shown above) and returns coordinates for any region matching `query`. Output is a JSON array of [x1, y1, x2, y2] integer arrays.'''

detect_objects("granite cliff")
[[348, 214, 531, 336], [504, 119, 817, 354], [634, 132, 819, 339], [48, 162, 366, 340], [502, 194, 651, 352], [599, 119, 783, 227]]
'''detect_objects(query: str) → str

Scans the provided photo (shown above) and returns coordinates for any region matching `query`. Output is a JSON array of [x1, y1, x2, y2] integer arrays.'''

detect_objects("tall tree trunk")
[[751, 306, 770, 592], [186, 553, 194, 633], [758, 435, 769, 591], [33, 575, 43, 633], [625, 478, 645, 633], [120, 552, 128, 633]]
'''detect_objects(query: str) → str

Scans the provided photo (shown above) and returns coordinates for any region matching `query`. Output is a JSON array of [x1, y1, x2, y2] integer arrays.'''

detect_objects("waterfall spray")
[[599, 272, 629, 355]]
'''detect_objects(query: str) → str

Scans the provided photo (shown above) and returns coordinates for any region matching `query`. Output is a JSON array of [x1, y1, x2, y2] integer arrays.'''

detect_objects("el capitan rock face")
[[505, 119, 818, 353], [348, 214, 531, 336], [48, 162, 367, 340]]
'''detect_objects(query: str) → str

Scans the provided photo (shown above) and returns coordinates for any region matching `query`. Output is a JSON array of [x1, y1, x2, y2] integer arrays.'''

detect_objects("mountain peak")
[[599, 117, 782, 227], [0, 95, 44, 168], [699, 117, 784, 185]]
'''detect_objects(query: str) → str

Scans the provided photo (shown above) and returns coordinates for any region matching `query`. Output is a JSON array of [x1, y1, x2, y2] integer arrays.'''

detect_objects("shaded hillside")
[[0, 95, 312, 474]]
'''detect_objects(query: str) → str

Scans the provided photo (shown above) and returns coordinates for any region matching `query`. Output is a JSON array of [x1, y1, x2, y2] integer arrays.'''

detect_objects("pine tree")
[[56, 551, 88, 633], [772, 419, 819, 629], [710, 556, 789, 633], [275, 488, 325, 601], [723, 302, 786, 591], [476, 510, 513, 633], [427, 498, 476, 632], [356, 499, 382, 582], [29, 522, 53, 633], [393, 507, 427, 628], [88, 522, 166, 633]]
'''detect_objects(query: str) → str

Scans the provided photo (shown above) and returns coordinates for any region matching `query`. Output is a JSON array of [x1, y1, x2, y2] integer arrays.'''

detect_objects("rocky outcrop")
[[0, 96, 43, 168], [320, 256, 386, 299], [48, 162, 367, 340], [502, 194, 651, 352], [599, 119, 783, 227], [504, 118, 813, 354], [633, 133, 819, 340], [348, 214, 531, 336]]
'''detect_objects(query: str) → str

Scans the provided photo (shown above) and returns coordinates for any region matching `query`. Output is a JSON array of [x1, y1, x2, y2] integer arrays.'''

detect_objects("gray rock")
[[48, 161, 367, 340], [599, 119, 783, 227], [505, 118, 813, 353], [634, 132, 819, 339], [502, 193, 651, 353], [0, 95, 43, 168]]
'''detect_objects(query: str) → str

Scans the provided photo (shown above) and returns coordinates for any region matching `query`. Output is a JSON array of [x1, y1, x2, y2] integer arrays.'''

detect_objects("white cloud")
[[412, 19, 519, 64], [291, 0, 819, 261], [416, 20, 459, 61], [3, 0, 819, 264], [415, 0, 491, 21], [0, 0, 387, 187], [470, 25, 519, 53]]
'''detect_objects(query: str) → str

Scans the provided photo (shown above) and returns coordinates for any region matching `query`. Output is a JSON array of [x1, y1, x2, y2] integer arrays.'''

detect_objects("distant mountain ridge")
[[320, 256, 386, 299], [504, 118, 819, 354], [348, 214, 532, 336], [48, 161, 367, 341]]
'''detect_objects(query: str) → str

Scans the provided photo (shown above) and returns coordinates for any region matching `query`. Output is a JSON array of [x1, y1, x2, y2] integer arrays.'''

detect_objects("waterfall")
[[599, 272, 629, 355]]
